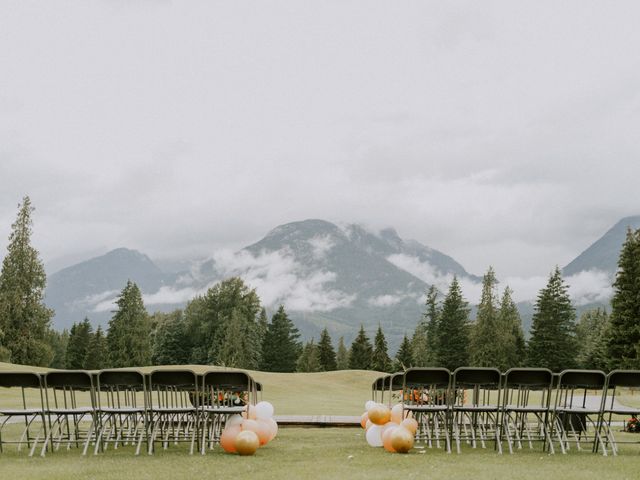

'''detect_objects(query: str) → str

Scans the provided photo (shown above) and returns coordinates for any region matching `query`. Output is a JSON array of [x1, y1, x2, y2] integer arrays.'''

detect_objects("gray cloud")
[[1, 1, 639, 280]]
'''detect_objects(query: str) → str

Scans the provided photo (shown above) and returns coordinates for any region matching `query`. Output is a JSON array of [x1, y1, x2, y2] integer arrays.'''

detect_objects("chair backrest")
[[558, 370, 606, 389], [43, 371, 95, 410], [555, 370, 606, 411], [201, 370, 252, 408], [148, 369, 198, 409], [0, 371, 42, 389], [452, 367, 502, 407], [96, 370, 146, 410], [403, 368, 451, 407], [502, 368, 554, 409], [607, 370, 640, 388]]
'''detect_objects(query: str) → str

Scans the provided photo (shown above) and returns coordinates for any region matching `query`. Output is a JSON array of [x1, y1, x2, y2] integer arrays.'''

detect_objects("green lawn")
[[2, 362, 640, 479], [0, 427, 639, 480]]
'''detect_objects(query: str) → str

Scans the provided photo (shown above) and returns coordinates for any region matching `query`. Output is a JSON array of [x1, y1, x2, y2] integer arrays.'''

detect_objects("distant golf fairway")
[[1, 363, 640, 479]]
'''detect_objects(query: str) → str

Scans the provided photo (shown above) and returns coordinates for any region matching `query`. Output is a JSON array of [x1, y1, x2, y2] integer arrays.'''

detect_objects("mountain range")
[[43, 216, 639, 351]]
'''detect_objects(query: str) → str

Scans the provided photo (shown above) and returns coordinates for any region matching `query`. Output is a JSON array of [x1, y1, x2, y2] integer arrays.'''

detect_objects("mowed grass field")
[[1, 362, 640, 479]]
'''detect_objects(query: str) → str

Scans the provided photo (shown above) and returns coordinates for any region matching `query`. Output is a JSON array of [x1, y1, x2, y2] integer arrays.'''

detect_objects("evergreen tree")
[[184, 277, 262, 364], [371, 325, 392, 372], [0, 196, 53, 365], [496, 286, 526, 369], [394, 334, 414, 371], [317, 328, 337, 371], [261, 305, 301, 372], [608, 228, 640, 369], [348, 325, 373, 370], [85, 326, 108, 370], [576, 308, 610, 371], [336, 336, 349, 370], [46, 328, 69, 369], [411, 326, 429, 367], [66, 318, 92, 369], [527, 267, 577, 371], [470, 267, 501, 367], [151, 311, 189, 365], [424, 286, 441, 366], [297, 339, 321, 372], [107, 281, 150, 367], [437, 277, 471, 371]]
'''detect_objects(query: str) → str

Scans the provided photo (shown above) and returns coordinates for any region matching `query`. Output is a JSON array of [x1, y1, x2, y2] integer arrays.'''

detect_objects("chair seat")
[[47, 407, 94, 415], [405, 405, 448, 412], [604, 406, 640, 415], [99, 406, 145, 414], [0, 408, 43, 416], [151, 407, 196, 414], [504, 405, 549, 413], [554, 407, 601, 415], [202, 406, 245, 414], [453, 405, 499, 412]]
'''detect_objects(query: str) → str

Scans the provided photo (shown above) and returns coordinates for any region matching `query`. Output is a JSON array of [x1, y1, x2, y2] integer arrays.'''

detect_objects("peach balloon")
[[266, 417, 278, 441], [243, 405, 257, 420], [235, 430, 259, 456], [255, 419, 272, 446], [390, 404, 403, 424], [390, 427, 414, 453], [365, 419, 373, 430], [220, 425, 241, 453], [242, 419, 260, 434], [382, 425, 397, 453], [401, 418, 418, 435], [360, 412, 369, 429], [368, 405, 391, 425]]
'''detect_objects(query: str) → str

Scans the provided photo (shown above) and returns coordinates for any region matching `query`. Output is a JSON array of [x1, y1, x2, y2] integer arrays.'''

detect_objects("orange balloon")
[[220, 425, 241, 453], [390, 427, 414, 453], [382, 425, 397, 453], [401, 418, 418, 435], [368, 405, 391, 425], [235, 430, 259, 456], [360, 412, 369, 429], [254, 419, 272, 446]]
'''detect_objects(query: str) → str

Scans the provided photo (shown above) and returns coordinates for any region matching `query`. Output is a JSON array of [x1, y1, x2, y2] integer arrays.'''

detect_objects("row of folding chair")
[[0, 369, 259, 457], [372, 367, 640, 456]]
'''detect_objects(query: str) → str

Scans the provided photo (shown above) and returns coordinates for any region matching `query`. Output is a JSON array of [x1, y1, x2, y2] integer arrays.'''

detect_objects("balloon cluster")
[[360, 401, 417, 453], [220, 401, 278, 456]]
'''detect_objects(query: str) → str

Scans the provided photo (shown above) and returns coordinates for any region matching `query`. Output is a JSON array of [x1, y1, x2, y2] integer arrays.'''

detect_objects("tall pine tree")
[[394, 334, 414, 371], [336, 336, 349, 370], [85, 325, 108, 370], [437, 277, 470, 371], [527, 267, 577, 371], [297, 339, 321, 372], [576, 308, 610, 371], [261, 305, 301, 372], [470, 267, 501, 367], [608, 228, 640, 369], [371, 325, 392, 372], [348, 325, 373, 370], [496, 286, 526, 369], [66, 318, 93, 369], [107, 280, 150, 367], [151, 311, 189, 365], [424, 286, 441, 366], [0, 196, 54, 366], [317, 328, 337, 371]]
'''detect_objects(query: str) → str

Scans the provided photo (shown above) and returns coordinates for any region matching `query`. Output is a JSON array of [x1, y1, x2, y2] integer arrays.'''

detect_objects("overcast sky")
[[1, 0, 639, 279]]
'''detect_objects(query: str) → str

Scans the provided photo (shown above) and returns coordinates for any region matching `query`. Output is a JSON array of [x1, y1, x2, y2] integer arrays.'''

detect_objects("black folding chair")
[[199, 370, 253, 454], [41, 371, 97, 456], [147, 369, 199, 455], [551, 370, 607, 455], [501, 368, 554, 454], [94, 370, 147, 455], [402, 368, 452, 453], [371, 375, 388, 403], [0, 372, 47, 456], [451, 367, 502, 454], [601, 370, 640, 455]]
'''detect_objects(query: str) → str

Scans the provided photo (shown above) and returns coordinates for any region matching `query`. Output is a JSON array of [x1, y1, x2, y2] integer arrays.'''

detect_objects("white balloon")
[[365, 400, 376, 411], [366, 425, 383, 447], [226, 414, 244, 427], [255, 401, 275, 419]]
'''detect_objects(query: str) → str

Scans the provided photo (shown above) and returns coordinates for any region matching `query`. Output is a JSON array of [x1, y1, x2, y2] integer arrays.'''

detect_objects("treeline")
[[1, 197, 640, 373]]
